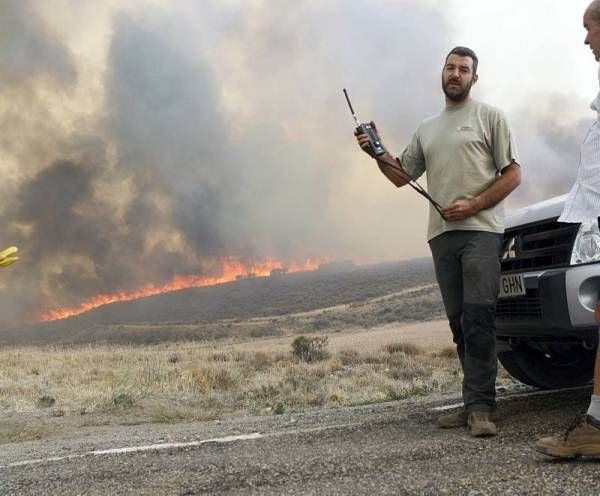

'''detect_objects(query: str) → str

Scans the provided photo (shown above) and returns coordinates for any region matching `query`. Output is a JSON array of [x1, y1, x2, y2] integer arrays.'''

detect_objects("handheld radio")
[[343, 88, 385, 157], [343, 87, 447, 220]]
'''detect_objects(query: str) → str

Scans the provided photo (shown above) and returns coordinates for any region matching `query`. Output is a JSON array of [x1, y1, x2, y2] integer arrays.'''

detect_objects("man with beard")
[[355, 46, 521, 437], [536, 0, 600, 458]]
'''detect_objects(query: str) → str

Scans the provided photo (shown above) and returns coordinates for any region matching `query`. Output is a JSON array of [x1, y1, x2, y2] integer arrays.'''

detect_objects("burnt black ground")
[[2, 386, 599, 495]]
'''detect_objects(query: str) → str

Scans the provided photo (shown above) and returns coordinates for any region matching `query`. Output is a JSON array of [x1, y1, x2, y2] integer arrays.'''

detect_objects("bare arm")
[[375, 152, 410, 187], [441, 163, 521, 221]]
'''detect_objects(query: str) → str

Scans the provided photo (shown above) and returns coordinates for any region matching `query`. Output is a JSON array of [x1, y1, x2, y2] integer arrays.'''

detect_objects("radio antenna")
[[342, 87, 446, 220], [343, 88, 360, 126]]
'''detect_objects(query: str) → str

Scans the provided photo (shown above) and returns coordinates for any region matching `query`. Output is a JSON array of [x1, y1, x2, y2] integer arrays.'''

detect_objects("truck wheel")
[[507, 341, 594, 389], [497, 351, 545, 388]]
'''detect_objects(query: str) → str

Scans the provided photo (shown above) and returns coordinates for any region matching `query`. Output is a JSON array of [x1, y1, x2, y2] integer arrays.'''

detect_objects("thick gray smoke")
[[0, 0, 588, 325], [511, 94, 595, 205], [0, 0, 453, 323]]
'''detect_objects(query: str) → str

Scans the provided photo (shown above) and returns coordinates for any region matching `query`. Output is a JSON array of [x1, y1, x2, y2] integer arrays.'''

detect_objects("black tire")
[[498, 351, 545, 388], [506, 341, 594, 389]]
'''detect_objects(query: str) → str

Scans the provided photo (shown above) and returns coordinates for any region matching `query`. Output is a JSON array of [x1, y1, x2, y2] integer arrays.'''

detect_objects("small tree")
[[291, 335, 329, 362]]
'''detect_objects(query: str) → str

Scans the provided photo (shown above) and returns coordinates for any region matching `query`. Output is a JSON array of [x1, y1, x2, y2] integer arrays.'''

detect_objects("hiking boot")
[[437, 409, 468, 428], [467, 411, 497, 437], [436, 407, 498, 429], [536, 414, 600, 459]]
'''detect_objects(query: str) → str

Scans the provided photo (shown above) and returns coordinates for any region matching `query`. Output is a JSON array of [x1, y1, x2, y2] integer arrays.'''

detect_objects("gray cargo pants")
[[429, 231, 502, 413]]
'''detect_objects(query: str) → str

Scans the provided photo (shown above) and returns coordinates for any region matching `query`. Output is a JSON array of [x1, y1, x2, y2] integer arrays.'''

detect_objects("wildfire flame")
[[38, 257, 323, 322]]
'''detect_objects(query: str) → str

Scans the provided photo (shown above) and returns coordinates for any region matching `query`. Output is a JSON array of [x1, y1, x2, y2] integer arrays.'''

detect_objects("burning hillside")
[[38, 257, 322, 322]]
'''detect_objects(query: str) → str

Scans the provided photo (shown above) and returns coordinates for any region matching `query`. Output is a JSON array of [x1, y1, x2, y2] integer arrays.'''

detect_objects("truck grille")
[[496, 289, 542, 320], [500, 218, 580, 273]]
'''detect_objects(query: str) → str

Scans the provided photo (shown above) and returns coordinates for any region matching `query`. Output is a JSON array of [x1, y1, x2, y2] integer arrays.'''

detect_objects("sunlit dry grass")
[[0, 337, 514, 421]]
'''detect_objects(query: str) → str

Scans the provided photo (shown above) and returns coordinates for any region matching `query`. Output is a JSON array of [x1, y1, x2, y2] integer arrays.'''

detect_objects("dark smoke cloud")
[[0, 0, 77, 183], [104, 13, 247, 260], [99, 1, 452, 265], [9, 0, 582, 324], [0, 1, 76, 86]]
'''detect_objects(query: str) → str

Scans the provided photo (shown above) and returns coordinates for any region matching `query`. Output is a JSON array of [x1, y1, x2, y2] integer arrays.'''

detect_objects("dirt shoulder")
[[1, 385, 596, 495]]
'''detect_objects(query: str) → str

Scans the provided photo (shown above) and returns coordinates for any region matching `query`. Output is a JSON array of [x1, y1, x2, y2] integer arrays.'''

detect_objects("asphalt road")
[[2, 386, 600, 495]]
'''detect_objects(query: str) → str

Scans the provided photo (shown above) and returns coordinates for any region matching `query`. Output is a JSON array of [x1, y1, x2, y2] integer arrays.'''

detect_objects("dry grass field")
[[0, 320, 517, 446], [0, 322, 458, 419]]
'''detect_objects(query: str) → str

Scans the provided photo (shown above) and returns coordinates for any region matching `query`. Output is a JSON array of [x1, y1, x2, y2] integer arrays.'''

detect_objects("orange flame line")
[[38, 257, 323, 322]]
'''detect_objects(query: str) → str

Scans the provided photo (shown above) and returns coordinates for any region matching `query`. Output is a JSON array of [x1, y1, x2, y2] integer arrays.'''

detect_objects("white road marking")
[[4, 385, 591, 470], [2, 421, 365, 470], [1, 433, 263, 469], [432, 402, 463, 412]]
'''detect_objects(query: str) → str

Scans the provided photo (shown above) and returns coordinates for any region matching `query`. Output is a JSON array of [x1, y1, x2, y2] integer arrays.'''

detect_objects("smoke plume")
[[0, 0, 592, 324]]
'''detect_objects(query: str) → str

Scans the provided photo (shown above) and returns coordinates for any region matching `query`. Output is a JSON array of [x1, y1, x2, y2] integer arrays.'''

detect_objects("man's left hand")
[[441, 199, 481, 221]]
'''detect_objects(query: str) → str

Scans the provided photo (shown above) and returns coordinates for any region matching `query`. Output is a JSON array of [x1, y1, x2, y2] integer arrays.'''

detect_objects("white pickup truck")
[[496, 195, 600, 388]]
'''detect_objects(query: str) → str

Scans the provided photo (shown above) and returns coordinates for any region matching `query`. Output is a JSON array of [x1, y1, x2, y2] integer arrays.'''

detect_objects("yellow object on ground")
[[0, 246, 18, 268]]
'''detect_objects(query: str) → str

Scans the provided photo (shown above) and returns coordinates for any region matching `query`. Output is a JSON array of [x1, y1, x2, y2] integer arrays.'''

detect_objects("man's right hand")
[[353, 123, 408, 188], [354, 121, 380, 158]]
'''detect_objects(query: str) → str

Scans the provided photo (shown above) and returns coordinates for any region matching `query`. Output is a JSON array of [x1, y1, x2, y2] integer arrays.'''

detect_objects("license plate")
[[499, 274, 526, 298]]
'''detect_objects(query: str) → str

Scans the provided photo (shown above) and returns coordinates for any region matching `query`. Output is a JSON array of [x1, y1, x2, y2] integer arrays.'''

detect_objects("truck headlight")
[[571, 220, 600, 265]]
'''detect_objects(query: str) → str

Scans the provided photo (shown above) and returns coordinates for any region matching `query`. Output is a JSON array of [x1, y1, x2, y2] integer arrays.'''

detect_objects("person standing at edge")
[[536, 0, 600, 459], [355, 46, 521, 437]]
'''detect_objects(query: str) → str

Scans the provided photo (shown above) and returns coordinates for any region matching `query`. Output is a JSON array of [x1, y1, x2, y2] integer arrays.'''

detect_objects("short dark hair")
[[445, 46, 478, 75]]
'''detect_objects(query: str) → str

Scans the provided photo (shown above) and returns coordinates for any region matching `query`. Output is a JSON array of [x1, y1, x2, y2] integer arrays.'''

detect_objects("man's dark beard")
[[443, 80, 473, 102]]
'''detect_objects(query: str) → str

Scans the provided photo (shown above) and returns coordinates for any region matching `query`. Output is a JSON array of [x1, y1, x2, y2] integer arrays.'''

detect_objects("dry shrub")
[[291, 336, 329, 363], [339, 349, 359, 365], [281, 366, 321, 393], [37, 394, 56, 408], [253, 352, 273, 368], [431, 346, 457, 358], [210, 352, 232, 362], [271, 352, 289, 363], [191, 368, 236, 393], [111, 386, 136, 408], [254, 384, 279, 400], [361, 352, 388, 364], [210, 351, 245, 363], [305, 390, 328, 406], [167, 353, 181, 364], [384, 384, 432, 401], [390, 363, 433, 381], [307, 363, 329, 379], [383, 342, 423, 356]]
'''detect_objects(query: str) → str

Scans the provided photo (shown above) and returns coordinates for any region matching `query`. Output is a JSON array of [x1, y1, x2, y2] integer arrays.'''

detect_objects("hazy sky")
[[0, 0, 597, 322]]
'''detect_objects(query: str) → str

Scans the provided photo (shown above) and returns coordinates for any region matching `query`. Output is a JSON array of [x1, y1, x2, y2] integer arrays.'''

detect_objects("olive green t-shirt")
[[400, 100, 520, 241]]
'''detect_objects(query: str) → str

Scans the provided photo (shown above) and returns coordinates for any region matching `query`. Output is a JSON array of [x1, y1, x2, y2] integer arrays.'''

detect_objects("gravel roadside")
[[2, 386, 599, 495]]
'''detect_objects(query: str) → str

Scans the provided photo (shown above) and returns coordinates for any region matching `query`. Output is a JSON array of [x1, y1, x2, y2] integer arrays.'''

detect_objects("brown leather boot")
[[436, 407, 498, 429], [536, 414, 600, 458], [436, 409, 468, 428], [467, 411, 497, 437]]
